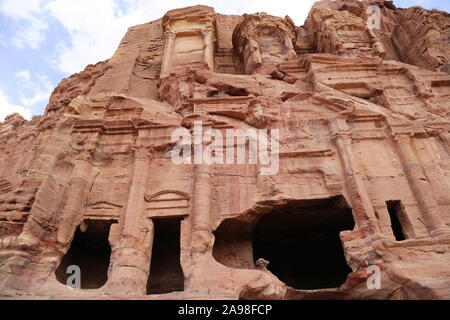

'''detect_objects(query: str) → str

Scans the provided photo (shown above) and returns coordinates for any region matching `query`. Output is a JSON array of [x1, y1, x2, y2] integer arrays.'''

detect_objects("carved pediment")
[[88, 201, 123, 210], [145, 190, 190, 210], [85, 200, 124, 220]]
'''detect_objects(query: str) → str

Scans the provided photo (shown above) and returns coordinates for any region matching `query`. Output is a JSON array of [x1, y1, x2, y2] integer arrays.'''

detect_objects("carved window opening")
[[146, 217, 184, 294], [386, 200, 407, 241], [55, 219, 116, 289]]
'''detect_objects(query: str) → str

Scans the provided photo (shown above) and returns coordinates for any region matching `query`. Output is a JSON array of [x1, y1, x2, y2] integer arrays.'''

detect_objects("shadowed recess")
[[55, 219, 116, 289], [253, 196, 355, 290], [146, 217, 185, 294], [213, 196, 355, 290]]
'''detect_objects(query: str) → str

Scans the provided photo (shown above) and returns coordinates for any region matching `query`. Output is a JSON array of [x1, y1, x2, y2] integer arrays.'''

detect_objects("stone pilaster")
[[203, 28, 214, 71], [331, 117, 380, 233], [106, 147, 154, 295], [161, 32, 176, 77], [57, 156, 94, 245], [190, 122, 213, 260], [394, 134, 450, 237]]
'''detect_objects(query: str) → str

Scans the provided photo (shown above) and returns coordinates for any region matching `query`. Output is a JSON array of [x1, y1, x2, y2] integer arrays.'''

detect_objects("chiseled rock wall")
[[0, 0, 450, 300]]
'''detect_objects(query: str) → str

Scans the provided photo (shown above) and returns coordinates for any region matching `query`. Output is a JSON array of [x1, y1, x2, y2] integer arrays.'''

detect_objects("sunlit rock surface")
[[1, 1, 450, 300]]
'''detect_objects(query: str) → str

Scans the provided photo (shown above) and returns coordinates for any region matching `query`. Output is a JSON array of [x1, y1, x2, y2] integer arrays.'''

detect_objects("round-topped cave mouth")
[[213, 195, 355, 290], [55, 219, 116, 289]]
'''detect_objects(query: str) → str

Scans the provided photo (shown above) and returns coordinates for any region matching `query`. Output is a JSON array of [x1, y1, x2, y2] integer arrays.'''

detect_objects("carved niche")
[[160, 6, 216, 77], [233, 13, 297, 75]]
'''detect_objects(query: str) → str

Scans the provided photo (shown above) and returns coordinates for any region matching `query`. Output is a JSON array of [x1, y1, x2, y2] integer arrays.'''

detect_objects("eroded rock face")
[[1, 1, 450, 300], [306, 0, 450, 72]]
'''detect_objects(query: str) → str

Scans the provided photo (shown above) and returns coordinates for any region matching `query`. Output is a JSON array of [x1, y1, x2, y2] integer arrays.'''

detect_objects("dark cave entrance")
[[386, 200, 406, 241], [252, 196, 355, 290], [55, 219, 115, 289], [146, 217, 184, 295]]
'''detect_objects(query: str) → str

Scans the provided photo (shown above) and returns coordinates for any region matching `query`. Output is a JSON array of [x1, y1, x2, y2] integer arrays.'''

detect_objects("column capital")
[[134, 147, 151, 160], [165, 30, 176, 39], [201, 27, 214, 36], [393, 132, 413, 143], [331, 131, 352, 143]]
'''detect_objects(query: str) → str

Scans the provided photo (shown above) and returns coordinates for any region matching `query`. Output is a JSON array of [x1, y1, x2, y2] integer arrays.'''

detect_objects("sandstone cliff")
[[0, 0, 450, 299]]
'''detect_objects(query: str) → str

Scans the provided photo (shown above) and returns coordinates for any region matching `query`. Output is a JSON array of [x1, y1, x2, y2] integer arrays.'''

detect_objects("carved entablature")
[[160, 6, 216, 77], [144, 190, 190, 218], [346, 111, 387, 140], [232, 13, 297, 75]]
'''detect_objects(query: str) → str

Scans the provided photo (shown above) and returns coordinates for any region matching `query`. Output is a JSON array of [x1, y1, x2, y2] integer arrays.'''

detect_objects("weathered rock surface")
[[0, 1, 450, 300]]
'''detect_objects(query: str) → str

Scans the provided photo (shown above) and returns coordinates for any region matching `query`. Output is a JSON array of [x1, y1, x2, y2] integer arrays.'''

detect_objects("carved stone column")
[[106, 147, 154, 295], [247, 38, 263, 74], [203, 29, 214, 71], [57, 156, 94, 245], [192, 164, 212, 232], [190, 122, 213, 260], [394, 134, 450, 236], [161, 32, 176, 77], [331, 117, 379, 233], [284, 34, 297, 60]]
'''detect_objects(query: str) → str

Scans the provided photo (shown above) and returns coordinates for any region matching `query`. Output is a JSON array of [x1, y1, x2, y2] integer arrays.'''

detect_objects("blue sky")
[[0, 0, 449, 120]]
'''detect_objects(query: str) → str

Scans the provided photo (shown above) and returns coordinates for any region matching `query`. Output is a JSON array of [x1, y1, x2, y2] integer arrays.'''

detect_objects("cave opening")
[[252, 196, 355, 290], [386, 200, 406, 241], [146, 217, 184, 295], [55, 219, 115, 289]]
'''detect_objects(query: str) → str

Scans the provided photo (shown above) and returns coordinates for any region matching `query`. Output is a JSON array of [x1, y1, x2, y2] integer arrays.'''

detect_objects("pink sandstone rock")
[[0, 1, 450, 300]]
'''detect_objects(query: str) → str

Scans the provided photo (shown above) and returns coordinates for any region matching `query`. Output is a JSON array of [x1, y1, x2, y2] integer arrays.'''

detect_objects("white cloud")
[[0, 89, 32, 121], [12, 20, 48, 50], [15, 70, 53, 108], [15, 70, 31, 84], [0, 30, 6, 47], [0, 0, 43, 19], [0, 0, 48, 49]]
